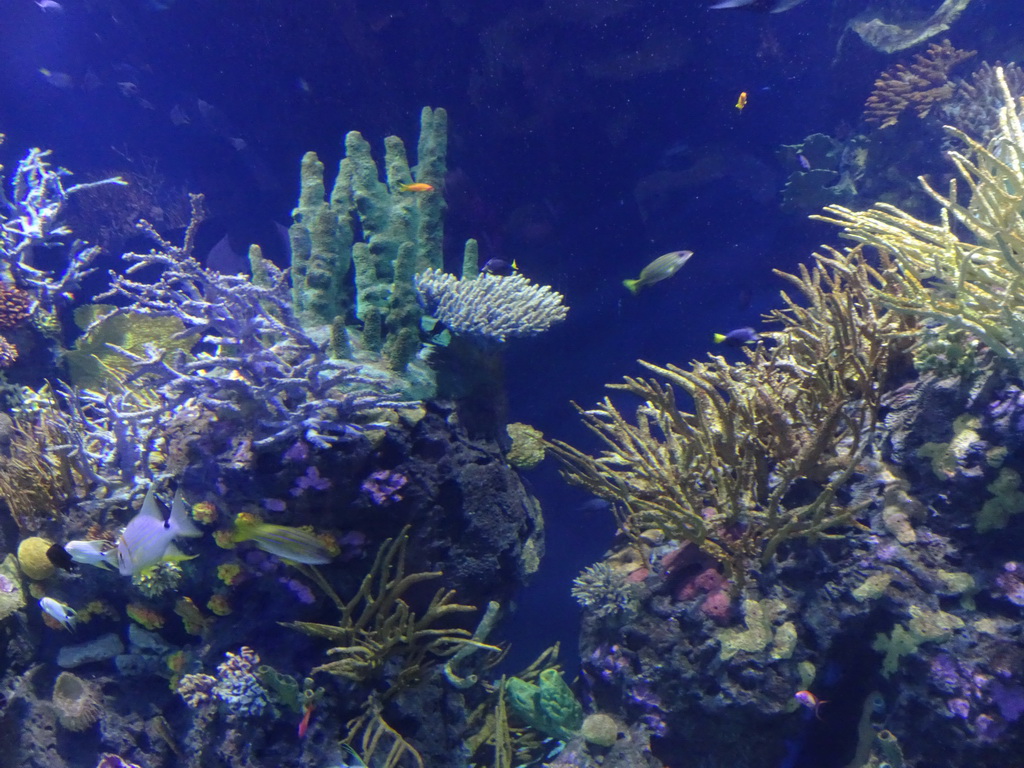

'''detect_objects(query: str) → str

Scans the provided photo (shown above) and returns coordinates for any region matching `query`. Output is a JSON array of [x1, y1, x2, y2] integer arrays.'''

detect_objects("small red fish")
[[298, 702, 315, 738], [398, 182, 434, 192], [794, 690, 827, 719]]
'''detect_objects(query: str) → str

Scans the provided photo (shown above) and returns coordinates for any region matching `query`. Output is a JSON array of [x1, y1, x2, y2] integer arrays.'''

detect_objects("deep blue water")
[[1, 0, 1021, 718]]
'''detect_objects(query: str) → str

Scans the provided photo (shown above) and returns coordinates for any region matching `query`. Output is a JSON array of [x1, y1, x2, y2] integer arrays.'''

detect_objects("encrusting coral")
[[823, 66, 1024, 372], [864, 40, 976, 128], [548, 246, 909, 587]]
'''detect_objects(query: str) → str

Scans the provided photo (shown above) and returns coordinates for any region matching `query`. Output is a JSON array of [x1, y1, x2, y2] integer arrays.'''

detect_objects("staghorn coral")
[[97, 195, 409, 450], [548, 247, 909, 587], [285, 528, 497, 751], [0, 138, 125, 314], [821, 67, 1024, 371], [52, 671, 103, 731], [414, 268, 568, 343], [864, 40, 976, 128]]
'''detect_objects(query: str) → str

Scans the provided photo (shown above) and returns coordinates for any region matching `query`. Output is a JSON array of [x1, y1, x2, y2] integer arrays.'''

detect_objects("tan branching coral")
[[0, 393, 92, 531], [864, 40, 976, 128], [0, 283, 32, 328], [549, 248, 909, 587], [52, 671, 103, 731], [822, 67, 1024, 369], [0, 336, 17, 368], [285, 529, 498, 758]]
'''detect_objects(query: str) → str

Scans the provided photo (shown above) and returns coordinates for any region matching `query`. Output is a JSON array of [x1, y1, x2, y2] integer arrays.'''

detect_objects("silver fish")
[[116, 486, 202, 577], [710, 0, 808, 12], [40, 597, 76, 630], [64, 540, 117, 571], [623, 250, 694, 295]]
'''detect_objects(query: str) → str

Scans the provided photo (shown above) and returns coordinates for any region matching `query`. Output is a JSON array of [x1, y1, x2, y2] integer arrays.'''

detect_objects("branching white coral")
[[414, 268, 567, 343]]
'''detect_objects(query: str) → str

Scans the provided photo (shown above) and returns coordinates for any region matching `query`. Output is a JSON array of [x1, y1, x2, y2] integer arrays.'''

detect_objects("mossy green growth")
[[0, 554, 26, 622], [65, 304, 192, 389], [506, 423, 546, 469], [717, 598, 787, 661], [853, 573, 893, 602], [505, 668, 583, 741], [873, 607, 965, 677], [977, 467, 1024, 532], [916, 414, 980, 480], [257, 665, 324, 714]]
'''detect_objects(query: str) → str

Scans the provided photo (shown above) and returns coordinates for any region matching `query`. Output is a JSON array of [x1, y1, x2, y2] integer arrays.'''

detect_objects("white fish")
[[38, 68, 73, 89], [35, 0, 64, 12], [116, 486, 202, 577], [64, 540, 117, 571], [709, 0, 808, 11], [40, 597, 76, 630]]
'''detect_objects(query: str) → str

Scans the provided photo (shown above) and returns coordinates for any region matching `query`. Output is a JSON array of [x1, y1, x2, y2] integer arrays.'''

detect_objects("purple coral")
[[0, 574, 14, 594], [290, 465, 331, 496], [362, 469, 408, 506], [995, 562, 1024, 606], [213, 646, 270, 717]]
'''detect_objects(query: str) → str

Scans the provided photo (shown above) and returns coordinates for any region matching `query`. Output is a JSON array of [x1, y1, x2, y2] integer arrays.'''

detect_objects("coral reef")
[[824, 67, 1024, 371], [939, 61, 1024, 145], [549, 246, 908, 586], [97, 196, 408, 452], [863, 40, 976, 128]]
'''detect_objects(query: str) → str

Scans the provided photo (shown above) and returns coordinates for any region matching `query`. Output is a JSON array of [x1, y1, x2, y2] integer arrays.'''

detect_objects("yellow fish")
[[735, 91, 748, 111], [232, 519, 334, 565]]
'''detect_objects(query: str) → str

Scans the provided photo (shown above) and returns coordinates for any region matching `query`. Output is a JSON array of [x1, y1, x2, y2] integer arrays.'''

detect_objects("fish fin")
[[138, 484, 166, 521], [162, 543, 198, 563], [771, 0, 806, 11], [709, 0, 755, 7], [622, 278, 640, 295], [713, 333, 726, 343], [169, 490, 203, 538], [340, 744, 368, 768]]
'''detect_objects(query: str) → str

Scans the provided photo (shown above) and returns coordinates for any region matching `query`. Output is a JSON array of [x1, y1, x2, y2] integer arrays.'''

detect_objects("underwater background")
[[1, 0, 1024, 766]]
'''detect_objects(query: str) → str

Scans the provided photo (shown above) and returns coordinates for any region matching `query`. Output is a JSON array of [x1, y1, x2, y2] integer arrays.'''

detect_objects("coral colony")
[[5, 58, 1024, 768]]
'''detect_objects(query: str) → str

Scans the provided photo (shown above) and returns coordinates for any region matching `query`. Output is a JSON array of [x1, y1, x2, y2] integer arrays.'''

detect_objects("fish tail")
[[713, 333, 726, 343], [622, 279, 640, 295]]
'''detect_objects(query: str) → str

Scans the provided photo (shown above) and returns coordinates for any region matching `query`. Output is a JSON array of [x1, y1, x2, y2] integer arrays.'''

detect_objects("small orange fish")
[[794, 690, 827, 719], [298, 701, 315, 738], [735, 91, 748, 111], [398, 182, 434, 192]]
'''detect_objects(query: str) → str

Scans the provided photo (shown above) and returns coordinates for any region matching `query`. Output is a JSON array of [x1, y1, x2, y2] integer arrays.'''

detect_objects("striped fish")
[[116, 486, 202, 577]]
